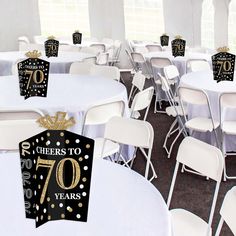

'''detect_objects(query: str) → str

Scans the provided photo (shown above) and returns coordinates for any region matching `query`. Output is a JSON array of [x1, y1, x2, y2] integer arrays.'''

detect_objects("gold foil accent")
[[75, 30, 80, 33], [217, 46, 230, 53], [47, 35, 56, 40], [162, 33, 167, 36], [175, 35, 182, 39], [37, 112, 76, 130], [25, 50, 41, 58]]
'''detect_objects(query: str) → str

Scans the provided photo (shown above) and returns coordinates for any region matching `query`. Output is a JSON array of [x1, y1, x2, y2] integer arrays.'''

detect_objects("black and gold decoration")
[[171, 35, 186, 57], [19, 112, 94, 227], [44, 36, 59, 57], [212, 46, 235, 83], [72, 30, 82, 45], [160, 34, 169, 46], [17, 50, 50, 99]]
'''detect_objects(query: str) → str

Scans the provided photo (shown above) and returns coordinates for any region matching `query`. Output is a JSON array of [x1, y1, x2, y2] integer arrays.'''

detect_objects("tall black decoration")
[[212, 47, 235, 83], [160, 34, 169, 46], [72, 30, 82, 45], [45, 36, 59, 57], [19, 112, 94, 228], [17, 50, 50, 99], [171, 36, 186, 57]]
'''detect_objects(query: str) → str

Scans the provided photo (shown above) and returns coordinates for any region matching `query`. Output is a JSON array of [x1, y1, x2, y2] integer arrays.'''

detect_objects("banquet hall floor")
[[122, 72, 235, 236]]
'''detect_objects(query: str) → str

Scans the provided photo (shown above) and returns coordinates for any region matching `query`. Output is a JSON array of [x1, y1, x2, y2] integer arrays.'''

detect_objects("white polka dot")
[[56, 142, 60, 146], [82, 192, 87, 197], [75, 139, 80, 143], [46, 141, 50, 145], [84, 166, 88, 170], [34, 191, 37, 196], [76, 214, 81, 219], [43, 208, 47, 213], [36, 205, 39, 210], [84, 155, 89, 159], [40, 175, 43, 180], [80, 184, 84, 189], [36, 139, 39, 143], [36, 217, 38, 222], [59, 203, 63, 208]]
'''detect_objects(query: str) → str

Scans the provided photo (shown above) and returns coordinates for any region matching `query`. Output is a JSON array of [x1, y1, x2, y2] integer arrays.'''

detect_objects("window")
[[229, 1, 236, 53], [124, 0, 165, 42], [38, 0, 90, 37], [201, 0, 214, 49]]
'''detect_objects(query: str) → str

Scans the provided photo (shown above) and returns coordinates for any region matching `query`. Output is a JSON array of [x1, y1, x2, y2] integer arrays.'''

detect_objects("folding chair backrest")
[[131, 87, 154, 113], [131, 52, 146, 63], [133, 46, 149, 54], [132, 72, 146, 91], [218, 186, 236, 235], [83, 101, 125, 128], [102, 38, 114, 45], [69, 61, 93, 75], [150, 57, 172, 69], [187, 59, 210, 72], [104, 116, 154, 149], [96, 52, 109, 65], [90, 43, 106, 53], [0, 109, 45, 150], [89, 65, 120, 81], [163, 65, 179, 80], [220, 93, 236, 108], [82, 56, 97, 64], [178, 86, 209, 105], [79, 47, 99, 55], [146, 44, 162, 52], [177, 137, 224, 182]]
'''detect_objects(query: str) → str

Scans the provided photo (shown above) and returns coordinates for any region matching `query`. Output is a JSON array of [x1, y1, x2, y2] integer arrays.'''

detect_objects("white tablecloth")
[[0, 51, 95, 75], [181, 71, 236, 151], [144, 51, 211, 76], [0, 74, 127, 135], [0, 153, 172, 236]]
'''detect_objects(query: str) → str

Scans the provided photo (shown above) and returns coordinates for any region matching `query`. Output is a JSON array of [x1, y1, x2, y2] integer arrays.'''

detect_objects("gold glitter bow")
[[25, 50, 42, 58], [47, 35, 56, 40], [37, 112, 76, 130], [217, 46, 229, 53], [175, 35, 182, 39]]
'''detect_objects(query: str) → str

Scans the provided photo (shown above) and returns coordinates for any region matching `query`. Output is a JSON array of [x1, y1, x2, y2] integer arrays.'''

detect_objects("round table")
[[144, 51, 211, 76], [0, 51, 95, 76], [181, 71, 236, 151], [0, 153, 172, 236], [0, 74, 127, 134]]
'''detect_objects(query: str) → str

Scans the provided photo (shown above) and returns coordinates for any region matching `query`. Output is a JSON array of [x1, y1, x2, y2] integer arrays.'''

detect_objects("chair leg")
[[167, 128, 183, 159]]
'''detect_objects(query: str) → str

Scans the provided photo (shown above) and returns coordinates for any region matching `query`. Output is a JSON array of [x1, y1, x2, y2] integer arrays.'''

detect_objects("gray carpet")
[[122, 72, 236, 236]]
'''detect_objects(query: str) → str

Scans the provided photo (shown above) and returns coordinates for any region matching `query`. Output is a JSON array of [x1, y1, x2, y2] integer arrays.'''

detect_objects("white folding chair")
[[69, 61, 93, 75], [18, 36, 30, 51], [96, 52, 109, 65], [219, 92, 236, 180], [79, 47, 99, 55], [150, 57, 172, 113], [133, 46, 149, 54], [215, 186, 236, 236], [0, 109, 45, 151], [101, 116, 157, 181], [159, 74, 187, 158], [146, 44, 163, 52], [109, 40, 122, 66], [89, 65, 120, 81], [101, 38, 114, 45], [82, 56, 97, 64], [186, 59, 211, 73], [167, 137, 224, 236], [130, 87, 154, 121]]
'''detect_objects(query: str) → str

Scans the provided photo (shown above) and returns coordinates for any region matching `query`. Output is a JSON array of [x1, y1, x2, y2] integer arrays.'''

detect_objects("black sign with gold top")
[[160, 34, 169, 46], [17, 50, 50, 99], [19, 112, 94, 227], [212, 47, 235, 83], [171, 36, 186, 57], [45, 36, 59, 57], [72, 31, 82, 45]]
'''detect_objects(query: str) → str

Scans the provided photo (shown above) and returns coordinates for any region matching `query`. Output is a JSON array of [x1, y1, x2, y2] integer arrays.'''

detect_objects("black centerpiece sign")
[[160, 34, 169, 46], [19, 112, 94, 228], [72, 30, 82, 45], [17, 50, 50, 99], [45, 36, 59, 57], [171, 35, 186, 57], [212, 46, 235, 83]]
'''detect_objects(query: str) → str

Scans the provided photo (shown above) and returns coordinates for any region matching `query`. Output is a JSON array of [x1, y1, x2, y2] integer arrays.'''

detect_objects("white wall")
[[0, 0, 41, 51]]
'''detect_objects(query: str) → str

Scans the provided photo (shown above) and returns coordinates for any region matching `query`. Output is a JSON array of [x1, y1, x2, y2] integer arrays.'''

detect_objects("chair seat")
[[129, 109, 141, 119], [170, 208, 212, 236], [222, 121, 236, 135], [94, 137, 119, 159], [185, 117, 219, 132], [166, 106, 187, 117]]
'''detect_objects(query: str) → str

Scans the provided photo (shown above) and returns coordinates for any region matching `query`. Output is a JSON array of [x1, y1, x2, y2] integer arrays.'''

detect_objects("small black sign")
[[212, 52, 235, 83], [160, 35, 169, 46], [17, 57, 50, 99], [19, 130, 94, 227], [45, 39, 59, 57], [72, 32, 82, 45], [171, 38, 186, 57]]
